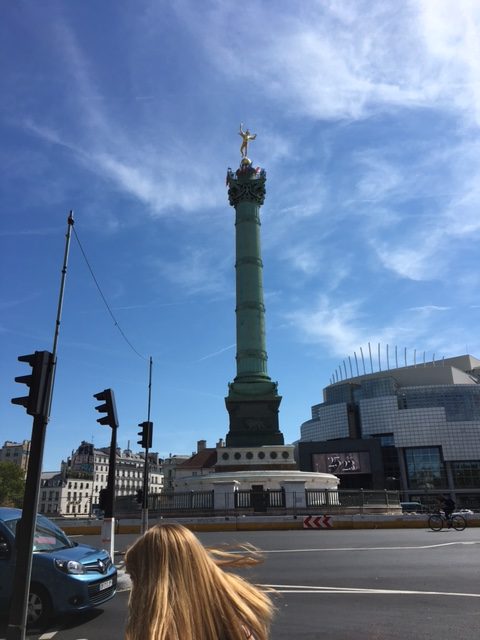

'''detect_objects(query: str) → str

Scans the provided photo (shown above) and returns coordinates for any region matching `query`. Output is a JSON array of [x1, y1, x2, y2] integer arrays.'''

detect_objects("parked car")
[[453, 509, 474, 520], [400, 501, 426, 513], [0, 507, 117, 628]]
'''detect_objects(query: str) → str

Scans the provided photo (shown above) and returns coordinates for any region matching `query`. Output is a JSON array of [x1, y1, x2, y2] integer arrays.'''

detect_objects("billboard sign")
[[313, 451, 371, 475]]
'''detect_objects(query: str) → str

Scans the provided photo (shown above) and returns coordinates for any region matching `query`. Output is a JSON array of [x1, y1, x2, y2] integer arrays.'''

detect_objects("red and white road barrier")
[[303, 515, 333, 529]]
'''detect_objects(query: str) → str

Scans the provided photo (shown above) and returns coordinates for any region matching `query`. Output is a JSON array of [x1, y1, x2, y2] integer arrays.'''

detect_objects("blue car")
[[0, 507, 117, 628]]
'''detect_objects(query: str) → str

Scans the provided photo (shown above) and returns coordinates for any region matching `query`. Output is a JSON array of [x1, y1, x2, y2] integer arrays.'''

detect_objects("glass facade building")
[[299, 355, 480, 508]]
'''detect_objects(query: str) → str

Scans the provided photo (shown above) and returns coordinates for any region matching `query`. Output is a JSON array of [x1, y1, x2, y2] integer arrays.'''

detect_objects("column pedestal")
[[225, 394, 283, 447]]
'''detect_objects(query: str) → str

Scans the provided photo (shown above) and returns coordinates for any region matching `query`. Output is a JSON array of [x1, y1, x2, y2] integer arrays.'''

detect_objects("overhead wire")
[[71, 225, 147, 361]]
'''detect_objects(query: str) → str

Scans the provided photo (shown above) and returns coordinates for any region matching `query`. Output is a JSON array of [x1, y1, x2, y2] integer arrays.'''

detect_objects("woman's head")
[[125, 523, 273, 640]]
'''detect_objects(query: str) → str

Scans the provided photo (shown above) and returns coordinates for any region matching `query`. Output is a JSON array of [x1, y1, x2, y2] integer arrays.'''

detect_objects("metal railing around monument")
[[150, 491, 215, 512], [114, 489, 400, 517], [305, 489, 399, 512]]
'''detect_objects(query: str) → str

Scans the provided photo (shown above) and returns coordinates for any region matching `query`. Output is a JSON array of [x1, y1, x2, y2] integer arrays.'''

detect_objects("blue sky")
[[3, 0, 480, 471]]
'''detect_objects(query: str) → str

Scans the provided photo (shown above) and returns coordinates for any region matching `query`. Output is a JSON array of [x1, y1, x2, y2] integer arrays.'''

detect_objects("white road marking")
[[261, 541, 480, 553], [38, 631, 59, 639], [117, 569, 132, 592], [261, 584, 480, 597]]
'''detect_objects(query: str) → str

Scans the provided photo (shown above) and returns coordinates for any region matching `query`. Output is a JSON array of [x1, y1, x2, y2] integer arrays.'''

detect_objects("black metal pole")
[[141, 357, 153, 534], [7, 354, 53, 640], [47, 211, 74, 417], [6, 409, 50, 640], [105, 428, 117, 519]]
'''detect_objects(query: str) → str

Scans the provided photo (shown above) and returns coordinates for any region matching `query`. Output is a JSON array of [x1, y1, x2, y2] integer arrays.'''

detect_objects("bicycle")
[[428, 511, 466, 531]]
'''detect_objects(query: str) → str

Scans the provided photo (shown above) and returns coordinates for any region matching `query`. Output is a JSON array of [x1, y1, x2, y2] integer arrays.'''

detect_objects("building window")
[[258, 452, 265, 459], [371, 433, 395, 447], [234, 452, 242, 460], [270, 452, 278, 459], [404, 447, 447, 490], [282, 451, 290, 459], [246, 452, 253, 460], [222, 453, 229, 460], [451, 461, 480, 488]]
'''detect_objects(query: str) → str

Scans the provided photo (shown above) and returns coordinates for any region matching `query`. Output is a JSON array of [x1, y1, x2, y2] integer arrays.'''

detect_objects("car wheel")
[[27, 584, 52, 629]]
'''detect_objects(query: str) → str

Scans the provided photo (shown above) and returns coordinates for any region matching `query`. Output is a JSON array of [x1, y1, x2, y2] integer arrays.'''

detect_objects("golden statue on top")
[[239, 123, 257, 159]]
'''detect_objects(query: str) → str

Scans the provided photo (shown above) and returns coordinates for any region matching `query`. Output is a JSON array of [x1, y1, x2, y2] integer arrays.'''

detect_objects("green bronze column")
[[225, 146, 284, 447]]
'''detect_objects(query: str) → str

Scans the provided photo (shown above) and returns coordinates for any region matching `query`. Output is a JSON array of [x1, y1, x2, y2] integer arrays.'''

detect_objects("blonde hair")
[[124, 523, 273, 640]]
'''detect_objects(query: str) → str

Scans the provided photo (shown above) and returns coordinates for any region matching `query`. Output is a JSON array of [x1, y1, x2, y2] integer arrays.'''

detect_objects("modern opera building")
[[298, 354, 480, 509]]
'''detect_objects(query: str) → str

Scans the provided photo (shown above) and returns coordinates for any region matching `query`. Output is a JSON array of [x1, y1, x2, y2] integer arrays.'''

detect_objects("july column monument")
[[224, 125, 284, 448]]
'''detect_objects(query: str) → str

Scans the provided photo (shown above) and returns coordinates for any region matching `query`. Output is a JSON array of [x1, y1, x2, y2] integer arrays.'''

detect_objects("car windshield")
[[4, 515, 74, 552]]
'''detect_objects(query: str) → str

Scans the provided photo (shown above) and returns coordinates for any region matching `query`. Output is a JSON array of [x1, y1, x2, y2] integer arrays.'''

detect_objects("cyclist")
[[440, 494, 456, 527]]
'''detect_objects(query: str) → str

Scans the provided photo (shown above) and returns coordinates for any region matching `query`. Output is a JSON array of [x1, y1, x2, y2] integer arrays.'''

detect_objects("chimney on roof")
[[197, 440, 207, 453], [216, 438, 225, 448]]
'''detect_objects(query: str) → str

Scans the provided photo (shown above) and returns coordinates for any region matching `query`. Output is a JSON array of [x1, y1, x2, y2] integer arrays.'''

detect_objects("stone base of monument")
[[215, 444, 297, 472], [176, 455, 340, 512], [225, 392, 284, 447]]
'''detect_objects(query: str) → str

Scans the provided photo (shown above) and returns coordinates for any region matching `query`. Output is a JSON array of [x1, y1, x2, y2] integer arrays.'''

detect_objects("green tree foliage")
[[0, 461, 25, 507]]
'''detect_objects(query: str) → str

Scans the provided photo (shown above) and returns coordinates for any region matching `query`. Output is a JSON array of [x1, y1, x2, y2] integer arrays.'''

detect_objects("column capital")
[[226, 165, 266, 206]]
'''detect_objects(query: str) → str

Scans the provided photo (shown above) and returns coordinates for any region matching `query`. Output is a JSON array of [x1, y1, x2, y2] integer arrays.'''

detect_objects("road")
[[1, 527, 480, 639]]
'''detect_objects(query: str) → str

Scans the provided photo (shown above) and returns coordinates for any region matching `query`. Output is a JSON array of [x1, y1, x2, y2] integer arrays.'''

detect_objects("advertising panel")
[[312, 451, 371, 475]]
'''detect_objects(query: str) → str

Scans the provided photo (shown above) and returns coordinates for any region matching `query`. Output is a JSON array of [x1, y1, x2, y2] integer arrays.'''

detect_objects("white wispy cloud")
[[0, 226, 63, 237], [285, 295, 367, 356], [284, 294, 474, 360], [19, 19, 226, 220], [352, 152, 405, 204], [182, 1, 480, 123], [374, 237, 444, 282], [195, 343, 235, 363], [408, 305, 450, 313], [345, 135, 480, 282], [154, 247, 229, 295]]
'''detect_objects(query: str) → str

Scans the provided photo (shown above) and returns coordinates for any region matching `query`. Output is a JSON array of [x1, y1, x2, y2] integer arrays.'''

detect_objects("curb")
[[58, 514, 480, 535]]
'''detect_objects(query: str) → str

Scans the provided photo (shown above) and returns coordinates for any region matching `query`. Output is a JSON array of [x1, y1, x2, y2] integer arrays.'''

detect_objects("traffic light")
[[136, 488, 144, 504], [137, 421, 153, 449], [93, 389, 119, 429], [11, 351, 53, 416]]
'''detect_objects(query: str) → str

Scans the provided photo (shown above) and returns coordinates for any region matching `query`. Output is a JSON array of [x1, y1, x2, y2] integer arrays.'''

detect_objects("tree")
[[0, 461, 26, 507]]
